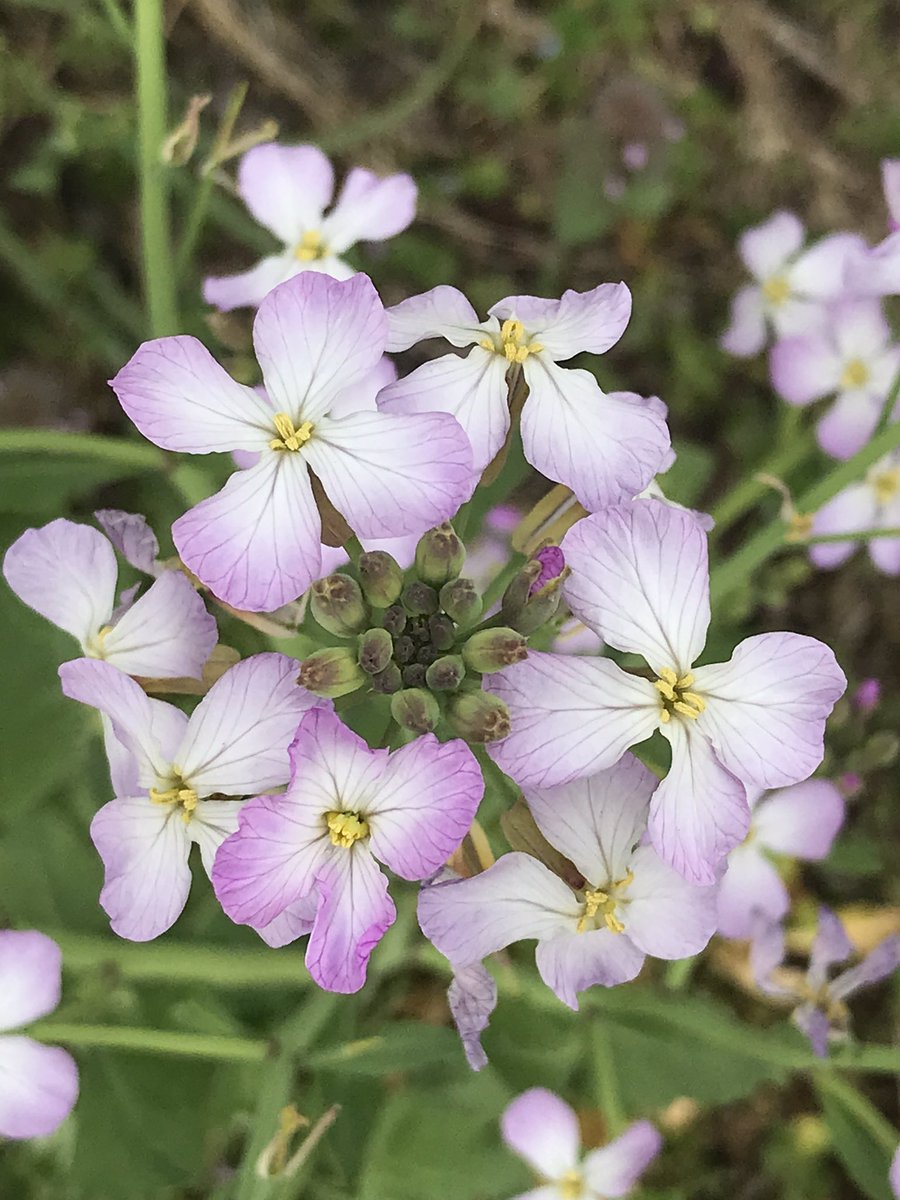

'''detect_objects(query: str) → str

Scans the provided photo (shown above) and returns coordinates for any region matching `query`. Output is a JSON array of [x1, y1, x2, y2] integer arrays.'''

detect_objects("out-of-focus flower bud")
[[462, 627, 528, 673], [440, 578, 482, 625], [297, 648, 365, 698], [382, 604, 407, 637], [426, 654, 466, 692], [853, 678, 881, 714], [357, 627, 393, 675], [402, 580, 439, 616], [358, 551, 404, 607], [501, 546, 567, 634], [447, 690, 510, 743], [310, 573, 369, 637], [402, 663, 427, 688], [414, 522, 465, 586], [390, 687, 440, 734], [428, 613, 456, 652], [371, 662, 403, 694]]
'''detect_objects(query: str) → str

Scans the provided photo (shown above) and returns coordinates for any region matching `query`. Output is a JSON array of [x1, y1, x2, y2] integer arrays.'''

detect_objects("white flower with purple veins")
[[770, 298, 900, 460], [845, 159, 900, 298], [0, 931, 79, 1140], [3, 518, 216, 679], [379, 283, 671, 509], [753, 908, 900, 1058], [58, 653, 320, 941], [487, 502, 846, 884], [720, 211, 865, 357], [419, 754, 718, 1010], [501, 1088, 661, 1200], [717, 780, 845, 939], [808, 449, 900, 577], [111, 271, 473, 612], [203, 142, 417, 311], [212, 707, 483, 993]]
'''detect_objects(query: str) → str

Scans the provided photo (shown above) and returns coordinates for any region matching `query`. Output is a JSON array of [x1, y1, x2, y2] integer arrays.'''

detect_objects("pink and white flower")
[[716, 780, 845, 939], [111, 272, 473, 612], [808, 449, 900, 576], [500, 1088, 661, 1200], [3, 518, 216, 679], [845, 159, 900, 297], [770, 298, 900, 459], [419, 754, 718, 1010], [0, 930, 79, 1140], [58, 653, 319, 941], [379, 283, 671, 508], [720, 212, 864, 357], [203, 142, 417, 310], [487, 502, 846, 884], [212, 707, 483, 993]]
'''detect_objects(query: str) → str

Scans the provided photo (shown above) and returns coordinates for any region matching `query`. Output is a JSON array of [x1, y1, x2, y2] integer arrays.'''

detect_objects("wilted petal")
[[535, 926, 645, 1009], [237, 143, 333, 243], [582, 1121, 663, 1198], [793, 1002, 831, 1058], [448, 963, 497, 1072], [753, 780, 845, 859], [769, 334, 840, 405], [501, 1088, 581, 1179], [385, 285, 483, 351], [809, 484, 877, 570], [305, 847, 395, 993], [720, 285, 766, 357], [829, 935, 900, 1002], [808, 906, 853, 988], [0, 1038, 78, 1140], [203, 254, 295, 313], [0, 931, 63, 1031], [322, 168, 417, 252], [490, 282, 632, 360], [738, 212, 804, 279], [716, 845, 788, 939], [94, 509, 160, 575], [816, 390, 885, 460], [101, 571, 217, 679], [623, 843, 717, 958]]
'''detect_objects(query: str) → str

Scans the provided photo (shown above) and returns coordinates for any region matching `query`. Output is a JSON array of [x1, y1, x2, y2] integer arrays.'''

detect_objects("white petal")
[[236, 143, 333, 242], [101, 571, 217, 679], [0, 931, 62, 1032], [0, 1037, 78, 1140], [385, 285, 483, 352], [321, 168, 417, 253], [738, 212, 804, 279], [190, 799, 245, 876], [490, 282, 632, 360], [501, 1088, 581, 1179], [623, 843, 718, 958]]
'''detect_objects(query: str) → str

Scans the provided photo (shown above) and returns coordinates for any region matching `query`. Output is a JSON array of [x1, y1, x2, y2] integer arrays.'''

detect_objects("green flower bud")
[[297, 647, 365, 698], [357, 627, 393, 675], [358, 550, 403, 607], [501, 547, 567, 634], [414, 522, 465, 587], [428, 614, 456, 652], [382, 604, 407, 637], [390, 687, 440, 734], [310, 573, 369, 637], [425, 654, 466, 692], [371, 662, 403, 694], [462, 627, 528, 673], [447, 690, 510, 743], [439, 578, 482, 625], [402, 663, 427, 688], [401, 580, 439, 616]]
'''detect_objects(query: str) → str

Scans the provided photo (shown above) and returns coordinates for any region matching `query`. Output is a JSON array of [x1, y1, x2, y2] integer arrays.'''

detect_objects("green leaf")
[[817, 1075, 897, 1200], [305, 1022, 464, 1076]]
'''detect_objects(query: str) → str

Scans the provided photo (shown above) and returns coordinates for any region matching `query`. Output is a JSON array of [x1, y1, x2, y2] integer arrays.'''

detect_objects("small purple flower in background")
[[112, 272, 473, 612], [853, 678, 881, 714], [94, 508, 164, 576], [0, 931, 78, 1140], [213, 707, 483, 993], [379, 283, 671, 506], [808, 449, 900, 576], [419, 754, 718, 1011], [3, 518, 216, 679], [770, 298, 900, 460], [720, 212, 864, 357], [717, 780, 845, 939], [203, 142, 417, 310], [501, 1087, 661, 1200], [845, 159, 900, 297], [753, 908, 900, 1057], [890, 1144, 900, 1198], [488, 502, 846, 884], [59, 654, 319, 941]]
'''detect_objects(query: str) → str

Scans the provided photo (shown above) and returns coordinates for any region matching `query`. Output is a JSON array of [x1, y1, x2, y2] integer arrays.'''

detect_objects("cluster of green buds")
[[297, 523, 568, 745]]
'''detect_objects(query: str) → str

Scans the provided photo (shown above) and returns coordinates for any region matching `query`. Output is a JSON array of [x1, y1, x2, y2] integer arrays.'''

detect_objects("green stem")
[[0, 427, 165, 470], [710, 406, 808, 533], [29, 1021, 269, 1062], [589, 1019, 626, 1135], [479, 553, 527, 615], [135, 0, 178, 335], [803, 526, 900, 545]]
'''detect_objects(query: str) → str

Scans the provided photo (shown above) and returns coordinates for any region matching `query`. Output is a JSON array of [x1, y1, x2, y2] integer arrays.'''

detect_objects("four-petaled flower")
[[808, 449, 900, 576], [203, 142, 417, 310]]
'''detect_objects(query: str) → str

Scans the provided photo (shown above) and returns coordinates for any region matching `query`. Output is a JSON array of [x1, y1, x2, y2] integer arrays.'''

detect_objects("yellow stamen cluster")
[[577, 869, 634, 934], [839, 357, 870, 390], [558, 1171, 584, 1199], [762, 275, 790, 306], [270, 413, 314, 453], [870, 465, 900, 506], [479, 318, 544, 364], [150, 770, 199, 824], [326, 810, 370, 848], [294, 230, 328, 262], [654, 667, 705, 724]]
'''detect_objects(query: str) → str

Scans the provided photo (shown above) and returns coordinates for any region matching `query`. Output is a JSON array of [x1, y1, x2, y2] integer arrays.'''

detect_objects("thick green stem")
[[804, 526, 900, 545], [589, 1019, 626, 1135], [710, 406, 808, 533], [29, 1021, 270, 1062], [0, 427, 165, 470]]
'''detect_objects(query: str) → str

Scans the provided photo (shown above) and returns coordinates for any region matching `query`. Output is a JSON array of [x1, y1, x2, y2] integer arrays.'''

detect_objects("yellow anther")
[[325, 810, 370, 848], [501, 319, 525, 341], [577, 869, 634, 934], [870, 466, 900, 506], [270, 413, 314, 453], [839, 358, 870, 390], [559, 1171, 584, 1200], [655, 667, 705, 722], [654, 678, 677, 701], [294, 230, 328, 262], [659, 709, 671, 724], [658, 667, 678, 685], [150, 774, 199, 824], [86, 625, 114, 659], [484, 317, 543, 364], [762, 274, 791, 306], [479, 337, 495, 352], [676, 672, 695, 688]]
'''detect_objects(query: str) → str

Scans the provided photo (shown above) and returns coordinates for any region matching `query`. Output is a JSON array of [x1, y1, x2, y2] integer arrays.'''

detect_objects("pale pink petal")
[[816, 390, 884, 460], [3, 519, 116, 647], [650, 719, 750, 885], [486, 653, 659, 789], [173, 454, 322, 612], [189, 800, 244, 877], [770, 297, 831, 338], [0, 931, 63, 1031], [0, 1038, 78, 1139], [237, 143, 334, 243], [490, 282, 632, 360], [329, 353, 397, 419], [720, 285, 766, 357], [788, 233, 868, 299], [891, 1145, 900, 1199], [750, 917, 791, 995], [203, 254, 296, 313], [286, 707, 388, 818], [793, 1003, 831, 1058], [501, 1088, 581, 1179], [322, 168, 417, 253], [305, 410, 473, 538], [90, 797, 193, 941], [846, 231, 900, 297], [521, 364, 670, 511], [255, 895, 318, 949], [366, 736, 483, 880], [808, 907, 852, 990], [535, 927, 645, 1009], [94, 509, 160, 575], [830, 936, 900, 1002], [769, 334, 840, 405], [882, 160, 900, 228], [716, 845, 788, 939], [830, 297, 891, 358], [377, 349, 510, 473], [753, 780, 845, 859], [738, 212, 804, 279], [869, 522, 900, 575], [385, 285, 483, 351], [305, 847, 395, 993], [100, 571, 217, 679], [562, 502, 709, 676], [111, 336, 274, 453], [693, 633, 847, 790], [623, 843, 717, 957], [583, 1122, 661, 1197], [448, 963, 496, 1071], [809, 483, 877, 570]]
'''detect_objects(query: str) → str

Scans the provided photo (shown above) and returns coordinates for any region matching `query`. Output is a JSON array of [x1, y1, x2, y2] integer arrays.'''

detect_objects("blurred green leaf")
[[817, 1075, 896, 1200], [305, 1022, 463, 1076]]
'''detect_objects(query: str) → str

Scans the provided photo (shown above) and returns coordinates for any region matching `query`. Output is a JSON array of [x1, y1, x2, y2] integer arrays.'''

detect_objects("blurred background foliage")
[[0, 0, 898, 1197]]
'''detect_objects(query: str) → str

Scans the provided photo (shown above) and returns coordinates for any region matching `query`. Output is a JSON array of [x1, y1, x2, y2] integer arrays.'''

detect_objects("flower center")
[[294, 230, 329, 262], [270, 413, 314, 452], [85, 624, 114, 659], [558, 1171, 584, 1199], [654, 667, 705, 724], [869, 465, 900, 506], [325, 810, 370, 848], [762, 274, 791, 306], [577, 868, 634, 934], [150, 768, 199, 824], [839, 357, 870, 389], [480, 318, 544, 364]]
